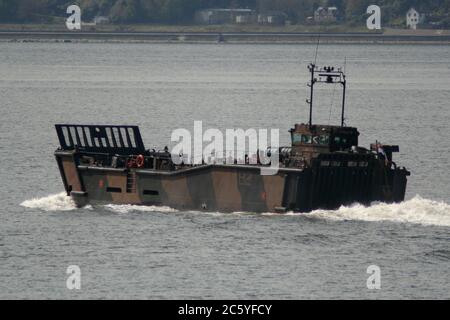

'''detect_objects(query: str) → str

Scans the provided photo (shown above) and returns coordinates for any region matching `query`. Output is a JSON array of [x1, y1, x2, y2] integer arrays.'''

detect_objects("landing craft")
[[54, 64, 410, 213]]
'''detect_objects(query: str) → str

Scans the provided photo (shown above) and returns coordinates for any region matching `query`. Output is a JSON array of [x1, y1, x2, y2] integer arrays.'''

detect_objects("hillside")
[[0, 0, 449, 27]]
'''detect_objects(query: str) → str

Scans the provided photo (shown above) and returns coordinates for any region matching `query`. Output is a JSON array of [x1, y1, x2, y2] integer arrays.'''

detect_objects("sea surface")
[[0, 42, 449, 299]]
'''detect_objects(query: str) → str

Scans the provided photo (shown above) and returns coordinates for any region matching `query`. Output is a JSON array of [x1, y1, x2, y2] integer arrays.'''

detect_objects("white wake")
[[20, 193, 450, 227], [103, 204, 178, 214], [302, 195, 450, 227], [20, 192, 77, 211]]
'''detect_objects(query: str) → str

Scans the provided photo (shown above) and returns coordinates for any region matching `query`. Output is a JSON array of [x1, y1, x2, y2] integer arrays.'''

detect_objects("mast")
[[307, 64, 316, 127], [306, 63, 347, 127], [341, 74, 346, 127]]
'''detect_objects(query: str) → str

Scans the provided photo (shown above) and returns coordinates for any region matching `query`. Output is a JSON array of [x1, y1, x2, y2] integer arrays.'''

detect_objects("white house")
[[314, 6, 338, 23], [195, 9, 256, 25], [406, 8, 420, 29], [257, 11, 288, 25]]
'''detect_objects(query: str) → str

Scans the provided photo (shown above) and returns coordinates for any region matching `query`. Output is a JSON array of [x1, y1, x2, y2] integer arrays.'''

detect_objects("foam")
[[302, 195, 450, 227], [20, 193, 450, 227], [103, 204, 178, 214], [21, 192, 77, 211]]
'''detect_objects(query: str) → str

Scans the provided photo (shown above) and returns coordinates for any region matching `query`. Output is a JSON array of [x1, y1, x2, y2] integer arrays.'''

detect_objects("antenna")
[[328, 82, 337, 125], [341, 57, 347, 127], [313, 34, 320, 65], [306, 34, 321, 127]]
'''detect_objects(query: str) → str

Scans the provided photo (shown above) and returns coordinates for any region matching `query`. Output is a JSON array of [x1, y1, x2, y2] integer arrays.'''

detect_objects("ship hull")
[[56, 151, 409, 213]]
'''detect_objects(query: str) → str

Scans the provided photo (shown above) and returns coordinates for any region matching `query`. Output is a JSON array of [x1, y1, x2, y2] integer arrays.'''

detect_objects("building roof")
[[315, 6, 338, 14], [407, 7, 419, 14]]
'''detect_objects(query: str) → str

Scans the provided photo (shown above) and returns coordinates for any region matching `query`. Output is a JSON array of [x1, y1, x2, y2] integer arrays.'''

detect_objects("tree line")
[[0, 0, 449, 25]]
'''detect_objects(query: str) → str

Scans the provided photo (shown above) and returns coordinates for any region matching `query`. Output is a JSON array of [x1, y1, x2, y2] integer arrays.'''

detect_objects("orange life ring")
[[136, 155, 145, 168]]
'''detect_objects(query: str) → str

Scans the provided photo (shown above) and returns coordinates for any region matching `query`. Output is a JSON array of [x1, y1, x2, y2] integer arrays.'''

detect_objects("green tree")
[[109, 0, 139, 22], [16, 0, 50, 22], [1, 0, 450, 25]]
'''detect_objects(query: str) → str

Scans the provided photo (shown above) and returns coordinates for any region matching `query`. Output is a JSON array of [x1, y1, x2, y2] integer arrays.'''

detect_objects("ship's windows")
[[301, 135, 312, 144], [359, 162, 369, 167], [143, 190, 159, 196], [312, 136, 320, 144], [334, 136, 349, 145], [106, 187, 122, 193], [319, 135, 330, 145], [292, 133, 302, 144]]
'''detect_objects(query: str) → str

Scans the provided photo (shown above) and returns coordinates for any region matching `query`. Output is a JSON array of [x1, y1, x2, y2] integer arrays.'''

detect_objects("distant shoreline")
[[1, 30, 450, 45]]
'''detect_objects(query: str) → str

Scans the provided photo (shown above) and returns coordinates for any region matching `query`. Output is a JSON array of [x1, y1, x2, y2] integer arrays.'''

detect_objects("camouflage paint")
[[55, 151, 409, 213]]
